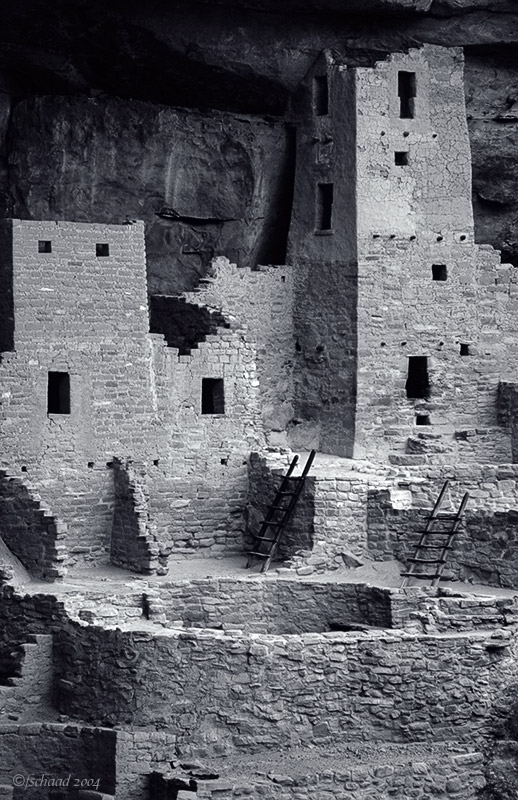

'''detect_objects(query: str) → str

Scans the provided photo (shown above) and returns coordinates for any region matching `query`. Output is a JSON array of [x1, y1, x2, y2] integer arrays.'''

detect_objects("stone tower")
[[288, 44, 518, 462]]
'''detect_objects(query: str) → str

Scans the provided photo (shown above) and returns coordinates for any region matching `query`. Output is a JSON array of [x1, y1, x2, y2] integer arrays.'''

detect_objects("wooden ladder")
[[400, 480, 469, 588], [246, 450, 316, 573]]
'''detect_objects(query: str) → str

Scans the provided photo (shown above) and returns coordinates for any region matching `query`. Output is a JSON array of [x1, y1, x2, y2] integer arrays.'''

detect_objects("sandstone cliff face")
[[0, 1, 518, 273], [2, 97, 291, 293]]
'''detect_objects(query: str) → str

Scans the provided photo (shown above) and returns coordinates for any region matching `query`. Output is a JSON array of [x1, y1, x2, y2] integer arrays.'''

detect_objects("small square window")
[[38, 241, 52, 253], [416, 415, 430, 425], [394, 151, 408, 166], [96, 243, 110, 257], [460, 344, 471, 356], [432, 264, 447, 281], [202, 378, 225, 415]]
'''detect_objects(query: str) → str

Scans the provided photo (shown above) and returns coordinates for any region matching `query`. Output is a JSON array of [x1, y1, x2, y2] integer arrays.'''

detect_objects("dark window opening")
[[313, 75, 329, 116], [432, 264, 447, 281], [394, 151, 408, 166], [398, 71, 416, 119], [96, 243, 110, 257], [406, 356, 430, 399], [38, 241, 52, 253], [316, 183, 334, 231], [416, 415, 431, 425], [202, 378, 225, 415], [47, 372, 70, 415], [460, 344, 471, 356]]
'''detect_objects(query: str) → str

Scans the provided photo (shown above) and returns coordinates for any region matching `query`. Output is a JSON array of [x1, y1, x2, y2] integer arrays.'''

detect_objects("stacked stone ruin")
[[1, 44, 518, 799]]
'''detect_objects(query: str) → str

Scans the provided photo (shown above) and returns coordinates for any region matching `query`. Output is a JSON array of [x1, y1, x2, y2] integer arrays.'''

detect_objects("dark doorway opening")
[[313, 75, 329, 116], [316, 183, 334, 231], [406, 357, 430, 399], [202, 378, 225, 415], [47, 372, 70, 415], [398, 71, 416, 119]]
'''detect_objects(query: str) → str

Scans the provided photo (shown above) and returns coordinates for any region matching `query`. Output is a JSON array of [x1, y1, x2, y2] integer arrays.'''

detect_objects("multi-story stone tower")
[[289, 45, 518, 462]]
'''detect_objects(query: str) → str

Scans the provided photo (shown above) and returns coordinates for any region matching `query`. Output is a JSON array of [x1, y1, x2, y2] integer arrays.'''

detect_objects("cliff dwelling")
[[2, 3, 518, 799]]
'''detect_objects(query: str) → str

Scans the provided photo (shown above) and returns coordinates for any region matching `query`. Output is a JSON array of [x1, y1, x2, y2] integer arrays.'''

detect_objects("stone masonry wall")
[[287, 52, 358, 457], [0, 220, 265, 567], [0, 472, 66, 580], [148, 322, 261, 558], [110, 460, 159, 574], [181, 257, 295, 447], [156, 578, 392, 633], [246, 452, 315, 561], [0, 219, 156, 567], [390, 588, 518, 633], [195, 751, 486, 800], [498, 381, 518, 462], [54, 624, 518, 755], [0, 723, 116, 799], [368, 487, 518, 587]]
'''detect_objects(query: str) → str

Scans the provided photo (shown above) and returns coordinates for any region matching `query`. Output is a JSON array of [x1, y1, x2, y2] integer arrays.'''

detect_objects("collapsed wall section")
[[182, 257, 295, 447]]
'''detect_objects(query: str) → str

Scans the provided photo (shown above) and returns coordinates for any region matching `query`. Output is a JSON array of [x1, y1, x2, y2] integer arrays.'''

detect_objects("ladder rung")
[[417, 544, 453, 549], [400, 571, 440, 579], [260, 521, 284, 527], [247, 551, 270, 558], [277, 491, 297, 496], [408, 557, 446, 564], [254, 537, 276, 543]]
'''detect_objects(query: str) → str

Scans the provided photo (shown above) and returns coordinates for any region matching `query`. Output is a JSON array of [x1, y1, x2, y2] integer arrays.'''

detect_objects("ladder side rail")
[[430, 492, 469, 587]]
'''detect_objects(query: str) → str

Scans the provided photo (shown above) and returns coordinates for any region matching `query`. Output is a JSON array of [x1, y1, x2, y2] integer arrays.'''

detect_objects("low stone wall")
[[390, 588, 518, 632], [54, 624, 518, 755], [195, 750, 486, 800], [157, 578, 392, 633], [368, 488, 518, 587], [0, 722, 116, 799]]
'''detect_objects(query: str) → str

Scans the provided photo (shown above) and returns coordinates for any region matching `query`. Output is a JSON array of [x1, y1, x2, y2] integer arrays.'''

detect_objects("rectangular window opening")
[[432, 264, 447, 281], [38, 240, 52, 253], [47, 372, 70, 415], [460, 343, 471, 356], [416, 414, 431, 426], [398, 71, 416, 119], [406, 356, 430, 400], [313, 75, 329, 116], [201, 378, 225, 415], [394, 151, 408, 166], [96, 243, 110, 257], [316, 183, 334, 231]]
